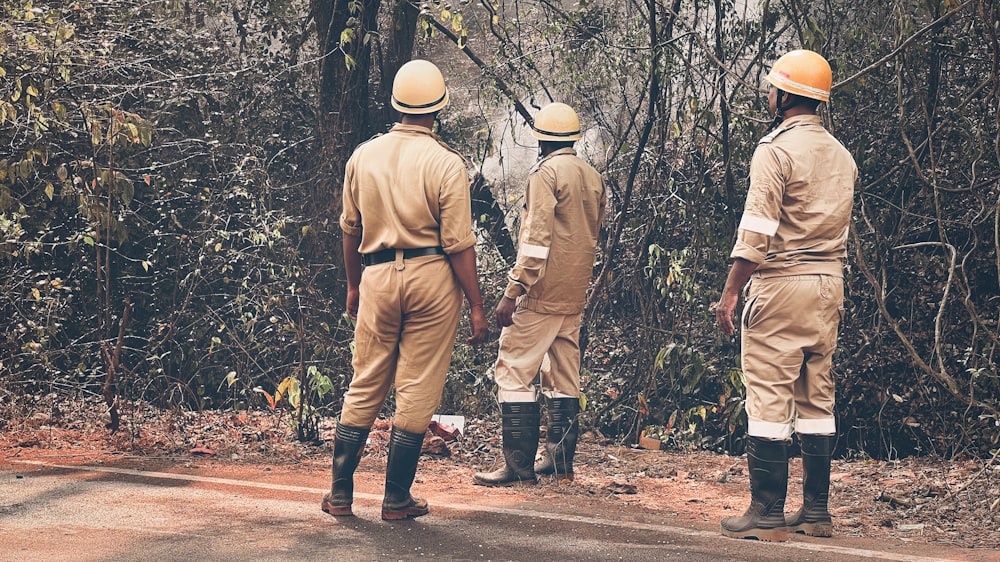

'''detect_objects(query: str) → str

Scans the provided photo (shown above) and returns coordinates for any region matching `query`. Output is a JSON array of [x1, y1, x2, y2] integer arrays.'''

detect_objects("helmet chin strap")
[[769, 89, 793, 130]]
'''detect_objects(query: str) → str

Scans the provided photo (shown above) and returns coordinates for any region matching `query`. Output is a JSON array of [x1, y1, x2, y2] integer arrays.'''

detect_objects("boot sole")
[[473, 477, 537, 487], [721, 526, 789, 542], [536, 472, 574, 482], [320, 499, 353, 517], [788, 521, 833, 537], [381, 505, 430, 520]]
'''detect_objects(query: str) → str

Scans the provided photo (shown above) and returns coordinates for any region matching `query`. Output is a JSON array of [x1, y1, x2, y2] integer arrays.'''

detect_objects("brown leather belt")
[[361, 246, 445, 266]]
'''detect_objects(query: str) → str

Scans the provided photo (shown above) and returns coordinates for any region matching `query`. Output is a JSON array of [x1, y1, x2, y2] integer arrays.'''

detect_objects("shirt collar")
[[779, 114, 822, 128], [390, 123, 438, 138], [540, 147, 577, 162]]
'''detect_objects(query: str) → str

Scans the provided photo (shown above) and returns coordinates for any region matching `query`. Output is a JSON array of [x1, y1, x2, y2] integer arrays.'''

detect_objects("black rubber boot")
[[381, 426, 429, 520], [534, 397, 579, 480], [474, 401, 540, 486], [721, 436, 789, 541], [786, 434, 833, 537], [321, 423, 370, 517]]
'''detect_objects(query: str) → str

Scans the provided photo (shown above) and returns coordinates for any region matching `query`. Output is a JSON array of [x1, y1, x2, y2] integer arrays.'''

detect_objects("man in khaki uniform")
[[475, 102, 606, 486], [715, 49, 857, 541], [322, 59, 487, 521]]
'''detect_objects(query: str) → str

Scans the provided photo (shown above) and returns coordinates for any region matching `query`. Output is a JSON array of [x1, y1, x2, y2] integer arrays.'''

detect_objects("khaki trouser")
[[494, 308, 582, 402], [339, 254, 462, 434], [741, 273, 844, 439]]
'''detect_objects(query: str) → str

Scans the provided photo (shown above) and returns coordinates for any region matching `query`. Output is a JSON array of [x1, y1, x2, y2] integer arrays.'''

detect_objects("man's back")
[[517, 148, 605, 314], [342, 124, 473, 256], [747, 114, 857, 275]]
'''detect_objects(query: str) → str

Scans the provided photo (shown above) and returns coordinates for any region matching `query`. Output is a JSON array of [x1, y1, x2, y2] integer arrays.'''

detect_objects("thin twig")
[[835, 0, 976, 89], [946, 446, 1000, 500]]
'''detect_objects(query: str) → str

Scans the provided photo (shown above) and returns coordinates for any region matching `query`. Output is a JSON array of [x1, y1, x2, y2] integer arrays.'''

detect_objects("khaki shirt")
[[731, 114, 857, 276], [504, 148, 606, 314], [340, 124, 476, 255]]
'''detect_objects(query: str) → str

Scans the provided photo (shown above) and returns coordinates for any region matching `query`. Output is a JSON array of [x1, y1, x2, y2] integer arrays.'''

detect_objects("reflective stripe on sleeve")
[[520, 243, 550, 259], [738, 214, 780, 236]]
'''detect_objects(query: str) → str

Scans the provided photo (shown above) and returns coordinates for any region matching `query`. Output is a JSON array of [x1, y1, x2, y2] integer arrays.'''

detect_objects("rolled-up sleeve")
[[731, 145, 785, 264], [339, 157, 362, 237], [438, 162, 477, 254], [505, 166, 556, 298]]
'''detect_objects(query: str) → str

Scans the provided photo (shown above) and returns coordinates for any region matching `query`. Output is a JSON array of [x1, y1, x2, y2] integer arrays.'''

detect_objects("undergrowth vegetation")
[[1, 0, 997, 459]]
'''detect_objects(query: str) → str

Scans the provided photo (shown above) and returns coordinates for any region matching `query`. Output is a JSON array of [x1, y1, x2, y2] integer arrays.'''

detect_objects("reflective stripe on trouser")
[[740, 274, 843, 439], [340, 255, 462, 434], [494, 308, 583, 402]]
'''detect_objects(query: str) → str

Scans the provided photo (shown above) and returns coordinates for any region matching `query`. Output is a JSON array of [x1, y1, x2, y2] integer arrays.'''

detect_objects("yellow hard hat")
[[765, 49, 832, 102], [391, 59, 449, 114], [531, 102, 582, 141]]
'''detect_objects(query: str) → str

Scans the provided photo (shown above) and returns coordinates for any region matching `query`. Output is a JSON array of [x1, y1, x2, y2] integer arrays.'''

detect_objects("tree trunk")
[[309, 0, 382, 303], [374, 0, 419, 132], [471, 173, 518, 265]]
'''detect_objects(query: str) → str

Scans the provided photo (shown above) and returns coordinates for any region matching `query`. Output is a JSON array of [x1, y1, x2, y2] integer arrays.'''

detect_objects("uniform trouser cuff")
[[541, 389, 578, 399], [794, 417, 836, 435], [497, 389, 539, 403], [747, 418, 793, 440]]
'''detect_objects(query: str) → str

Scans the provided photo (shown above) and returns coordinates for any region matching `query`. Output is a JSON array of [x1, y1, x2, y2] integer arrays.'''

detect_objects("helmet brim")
[[765, 72, 830, 102], [391, 90, 450, 115], [531, 128, 582, 142]]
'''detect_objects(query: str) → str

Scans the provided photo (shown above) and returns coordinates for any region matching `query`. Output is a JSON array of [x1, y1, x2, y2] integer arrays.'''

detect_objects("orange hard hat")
[[766, 49, 832, 102]]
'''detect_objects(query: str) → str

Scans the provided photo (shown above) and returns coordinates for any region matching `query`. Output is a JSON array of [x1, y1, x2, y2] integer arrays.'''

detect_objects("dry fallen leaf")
[[606, 481, 637, 495]]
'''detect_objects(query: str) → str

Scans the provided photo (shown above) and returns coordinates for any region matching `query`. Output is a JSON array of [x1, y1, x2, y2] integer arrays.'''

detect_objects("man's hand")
[[495, 296, 517, 328], [715, 258, 757, 338], [714, 290, 739, 337], [342, 233, 363, 321], [346, 287, 360, 320], [466, 305, 488, 344]]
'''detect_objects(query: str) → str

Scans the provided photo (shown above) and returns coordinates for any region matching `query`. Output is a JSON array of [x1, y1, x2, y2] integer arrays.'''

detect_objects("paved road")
[[1, 460, 993, 562]]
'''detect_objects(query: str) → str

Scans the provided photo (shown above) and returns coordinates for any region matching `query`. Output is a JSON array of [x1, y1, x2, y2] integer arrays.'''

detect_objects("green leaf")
[[340, 28, 355, 46], [138, 123, 152, 147], [119, 175, 134, 205], [44, 182, 53, 200], [83, 235, 94, 246], [344, 54, 356, 71]]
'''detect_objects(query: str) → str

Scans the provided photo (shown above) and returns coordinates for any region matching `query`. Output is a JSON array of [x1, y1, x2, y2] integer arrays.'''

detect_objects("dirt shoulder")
[[1, 401, 998, 554]]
